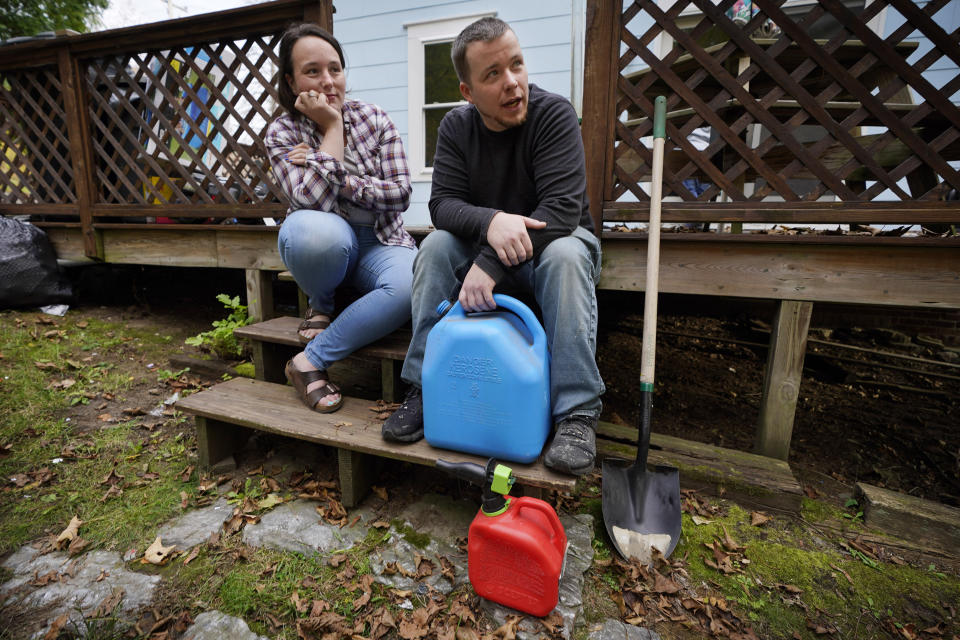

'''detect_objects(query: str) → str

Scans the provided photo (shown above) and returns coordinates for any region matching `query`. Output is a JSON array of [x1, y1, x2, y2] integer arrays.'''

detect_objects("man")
[[381, 17, 604, 476]]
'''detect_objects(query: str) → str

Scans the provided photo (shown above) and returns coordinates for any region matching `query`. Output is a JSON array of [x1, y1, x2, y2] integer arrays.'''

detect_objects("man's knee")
[[538, 235, 595, 278], [413, 230, 466, 273]]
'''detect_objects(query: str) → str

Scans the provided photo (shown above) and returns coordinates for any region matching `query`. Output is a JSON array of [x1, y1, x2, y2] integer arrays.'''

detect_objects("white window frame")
[[404, 12, 494, 182]]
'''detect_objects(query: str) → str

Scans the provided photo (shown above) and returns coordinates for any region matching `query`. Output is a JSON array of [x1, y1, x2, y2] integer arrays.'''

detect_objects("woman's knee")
[[279, 210, 354, 257]]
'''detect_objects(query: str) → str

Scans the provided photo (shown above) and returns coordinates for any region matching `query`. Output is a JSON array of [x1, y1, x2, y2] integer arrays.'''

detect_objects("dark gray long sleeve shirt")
[[428, 84, 594, 284]]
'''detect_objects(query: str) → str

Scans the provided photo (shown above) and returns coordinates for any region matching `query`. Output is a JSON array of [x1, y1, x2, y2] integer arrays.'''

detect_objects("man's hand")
[[486, 211, 547, 266], [459, 264, 497, 312], [294, 90, 342, 134]]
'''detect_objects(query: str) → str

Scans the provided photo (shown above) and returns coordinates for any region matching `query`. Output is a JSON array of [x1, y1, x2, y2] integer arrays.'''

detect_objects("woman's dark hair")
[[277, 23, 346, 114]]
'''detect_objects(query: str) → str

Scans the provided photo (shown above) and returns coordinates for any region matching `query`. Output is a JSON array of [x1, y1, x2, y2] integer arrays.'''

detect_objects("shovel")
[[602, 96, 682, 564]]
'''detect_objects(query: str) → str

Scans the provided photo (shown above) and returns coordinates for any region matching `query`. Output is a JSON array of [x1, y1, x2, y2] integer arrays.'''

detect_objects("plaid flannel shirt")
[[265, 100, 415, 248]]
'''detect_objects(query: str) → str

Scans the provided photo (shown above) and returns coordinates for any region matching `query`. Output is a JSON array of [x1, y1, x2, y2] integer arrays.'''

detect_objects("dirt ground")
[[595, 290, 960, 509], [62, 264, 960, 510]]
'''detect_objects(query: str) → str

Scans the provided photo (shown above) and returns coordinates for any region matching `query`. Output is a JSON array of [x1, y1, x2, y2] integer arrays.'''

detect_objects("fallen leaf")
[[371, 485, 388, 501], [48, 378, 76, 390], [540, 611, 564, 634], [43, 613, 70, 640], [56, 516, 83, 549], [176, 545, 199, 565], [750, 511, 771, 526], [353, 589, 371, 610], [88, 588, 124, 619], [691, 515, 713, 525], [101, 468, 124, 485], [68, 536, 89, 556], [491, 614, 522, 639], [720, 523, 743, 552], [291, 590, 308, 613], [179, 465, 195, 482], [803, 485, 820, 499], [257, 493, 283, 510], [100, 484, 123, 502], [142, 536, 175, 565], [180, 491, 189, 509], [653, 570, 681, 594]]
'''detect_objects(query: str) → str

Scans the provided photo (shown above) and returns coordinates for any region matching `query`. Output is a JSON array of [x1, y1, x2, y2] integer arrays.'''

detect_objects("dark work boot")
[[381, 386, 424, 443], [543, 415, 597, 475]]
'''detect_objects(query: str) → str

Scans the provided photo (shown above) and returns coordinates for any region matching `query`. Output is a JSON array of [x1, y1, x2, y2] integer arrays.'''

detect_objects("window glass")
[[425, 106, 456, 166], [424, 41, 461, 104]]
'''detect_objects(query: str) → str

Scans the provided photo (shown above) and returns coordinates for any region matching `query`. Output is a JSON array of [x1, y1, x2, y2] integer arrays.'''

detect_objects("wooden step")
[[236, 316, 410, 359], [177, 378, 802, 512], [857, 482, 960, 556], [596, 421, 803, 512], [176, 377, 576, 506], [235, 316, 410, 401]]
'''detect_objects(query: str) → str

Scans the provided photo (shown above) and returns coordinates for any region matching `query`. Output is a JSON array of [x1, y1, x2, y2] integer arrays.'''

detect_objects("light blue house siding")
[[333, 1, 585, 226], [891, 0, 960, 102]]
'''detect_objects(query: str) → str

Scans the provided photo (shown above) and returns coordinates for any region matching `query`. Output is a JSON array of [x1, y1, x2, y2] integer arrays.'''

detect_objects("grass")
[[669, 504, 960, 639], [0, 310, 199, 555], [158, 527, 410, 639]]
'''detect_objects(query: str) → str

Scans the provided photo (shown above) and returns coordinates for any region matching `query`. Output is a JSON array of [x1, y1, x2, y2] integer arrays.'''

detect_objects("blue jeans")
[[277, 209, 417, 371], [400, 226, 605, 421]]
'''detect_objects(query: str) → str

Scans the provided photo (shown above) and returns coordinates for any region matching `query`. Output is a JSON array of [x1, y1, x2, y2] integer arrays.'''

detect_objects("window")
[[405, 13, 494, 181]]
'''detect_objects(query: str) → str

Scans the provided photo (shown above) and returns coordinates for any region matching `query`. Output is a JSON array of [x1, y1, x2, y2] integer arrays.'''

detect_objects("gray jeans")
[[400, 226, 605, 421]]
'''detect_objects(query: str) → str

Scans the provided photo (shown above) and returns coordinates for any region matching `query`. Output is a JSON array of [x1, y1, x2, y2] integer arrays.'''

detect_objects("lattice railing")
[[0, 0, 332, 256], [583, 0, 960, 229], [84, 40, 282, 209], [0, 66, 74, 204]]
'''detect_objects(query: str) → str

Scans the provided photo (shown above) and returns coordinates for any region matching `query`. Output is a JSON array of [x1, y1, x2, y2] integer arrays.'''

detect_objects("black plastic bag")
[[0, 217, 73, 309]]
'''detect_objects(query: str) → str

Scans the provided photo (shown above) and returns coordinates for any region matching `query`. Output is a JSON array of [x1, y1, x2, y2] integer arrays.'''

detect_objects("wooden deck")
[[41, 224, 960, 309]]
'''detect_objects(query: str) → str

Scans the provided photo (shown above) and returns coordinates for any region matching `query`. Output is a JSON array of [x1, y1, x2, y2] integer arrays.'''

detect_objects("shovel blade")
[[602, 458, 681, 564]]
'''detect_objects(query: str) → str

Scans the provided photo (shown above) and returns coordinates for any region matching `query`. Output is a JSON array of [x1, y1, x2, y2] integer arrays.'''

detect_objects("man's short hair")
[[451, 17, 512, 84]]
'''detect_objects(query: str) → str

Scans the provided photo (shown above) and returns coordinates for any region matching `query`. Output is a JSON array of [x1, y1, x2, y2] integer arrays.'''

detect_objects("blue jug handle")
[[436, 295, 547, 353]]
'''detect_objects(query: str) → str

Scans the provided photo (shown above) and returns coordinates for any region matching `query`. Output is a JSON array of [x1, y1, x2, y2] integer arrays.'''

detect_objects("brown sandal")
[[298, 307, 331, 345], [284, 359, 343, 413]]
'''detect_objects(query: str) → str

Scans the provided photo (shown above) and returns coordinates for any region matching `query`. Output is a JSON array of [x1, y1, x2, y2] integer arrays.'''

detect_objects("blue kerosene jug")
[[423, 294, 550, 463]]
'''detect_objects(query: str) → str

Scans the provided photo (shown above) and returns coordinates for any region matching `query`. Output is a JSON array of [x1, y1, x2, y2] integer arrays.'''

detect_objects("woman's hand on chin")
[[295, 90, 342, 134]]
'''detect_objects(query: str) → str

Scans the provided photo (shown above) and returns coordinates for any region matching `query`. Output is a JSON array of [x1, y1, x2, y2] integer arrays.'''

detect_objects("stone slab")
[[241, 500, 371, 556], [1, 548, 160, 638], [158, 498, 233, 550], [588, 619, 662, 640], [181, 610, 269, 640]]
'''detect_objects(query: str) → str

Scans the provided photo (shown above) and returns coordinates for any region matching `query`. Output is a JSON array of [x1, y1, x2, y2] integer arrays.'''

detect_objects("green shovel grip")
[[653, 96, 666, 140]]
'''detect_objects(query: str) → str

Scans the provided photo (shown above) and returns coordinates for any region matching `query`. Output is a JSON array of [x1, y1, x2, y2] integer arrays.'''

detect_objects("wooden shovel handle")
[[640, 96, 666, 388]]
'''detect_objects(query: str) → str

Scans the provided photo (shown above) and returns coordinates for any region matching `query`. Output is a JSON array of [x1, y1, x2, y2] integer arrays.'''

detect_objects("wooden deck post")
[[755, 299, 813, 460], [581, 0, 619, 235], [57, 49, 101, 260], [245, 269, 275, 323]]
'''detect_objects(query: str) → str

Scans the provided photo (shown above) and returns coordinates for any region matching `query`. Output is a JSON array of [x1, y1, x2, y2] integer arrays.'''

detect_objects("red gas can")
[[468, 496, 568, 617]]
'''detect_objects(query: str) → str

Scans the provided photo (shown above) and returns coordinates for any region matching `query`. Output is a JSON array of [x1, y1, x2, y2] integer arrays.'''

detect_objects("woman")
[[266, 23, 416, 413]]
